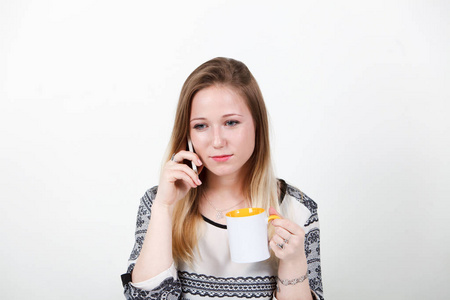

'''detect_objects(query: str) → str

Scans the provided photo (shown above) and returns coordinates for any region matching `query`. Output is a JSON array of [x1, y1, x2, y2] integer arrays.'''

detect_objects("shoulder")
[[278, 179, 319, 227], [284, 182, 318, 214]]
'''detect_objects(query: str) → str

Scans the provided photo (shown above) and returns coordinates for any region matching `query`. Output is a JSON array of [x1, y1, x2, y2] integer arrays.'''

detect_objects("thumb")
[[269, 206, 283, 218]]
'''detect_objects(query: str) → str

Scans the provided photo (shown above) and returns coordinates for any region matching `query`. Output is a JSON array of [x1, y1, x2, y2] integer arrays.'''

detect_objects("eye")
[[225, 120, 239, 126], [193, 123, 207, 130]]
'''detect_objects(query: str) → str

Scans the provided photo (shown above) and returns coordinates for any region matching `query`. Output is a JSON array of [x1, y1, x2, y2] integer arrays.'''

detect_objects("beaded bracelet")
[[276, 271, 308, 292]]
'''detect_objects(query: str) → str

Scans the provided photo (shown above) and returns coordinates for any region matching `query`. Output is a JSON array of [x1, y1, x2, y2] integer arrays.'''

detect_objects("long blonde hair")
[[164, 57, 279, 265]]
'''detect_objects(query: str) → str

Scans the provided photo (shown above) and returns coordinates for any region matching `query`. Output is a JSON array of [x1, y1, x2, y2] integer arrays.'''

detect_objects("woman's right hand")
[[154, 150, 203, 207]]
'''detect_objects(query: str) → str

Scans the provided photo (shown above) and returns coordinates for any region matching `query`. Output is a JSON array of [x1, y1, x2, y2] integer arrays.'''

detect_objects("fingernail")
[[197, 159, 202, 165], [197, 179, 202, 185]]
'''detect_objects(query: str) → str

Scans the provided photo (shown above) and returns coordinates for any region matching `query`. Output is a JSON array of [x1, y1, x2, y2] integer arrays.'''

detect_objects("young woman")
[[121, 57, 323, 300]]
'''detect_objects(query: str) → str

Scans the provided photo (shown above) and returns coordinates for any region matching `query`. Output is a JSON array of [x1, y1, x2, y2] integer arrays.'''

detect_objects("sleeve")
[[121, 187, 182, 300], [282, 185, 324, 300], [304, 217, 323, 300]]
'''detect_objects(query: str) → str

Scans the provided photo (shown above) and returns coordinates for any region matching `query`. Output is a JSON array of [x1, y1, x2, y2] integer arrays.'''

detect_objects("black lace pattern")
[[178, 271, 276, 298], [124, 277, 182, 300], [286, 184, 324, 300], [128, 187, 157, 262], [286, 185, 319, 227]]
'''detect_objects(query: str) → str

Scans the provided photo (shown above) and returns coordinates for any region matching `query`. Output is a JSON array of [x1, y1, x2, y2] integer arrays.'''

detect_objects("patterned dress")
[[121, 180, 324, 300]]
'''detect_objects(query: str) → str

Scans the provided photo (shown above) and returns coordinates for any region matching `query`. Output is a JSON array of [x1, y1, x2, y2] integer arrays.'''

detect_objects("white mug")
[[226, 207, 280, 263]]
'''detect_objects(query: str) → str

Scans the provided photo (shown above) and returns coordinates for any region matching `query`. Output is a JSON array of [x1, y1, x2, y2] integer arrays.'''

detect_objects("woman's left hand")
[[268, 207, 307, 263]]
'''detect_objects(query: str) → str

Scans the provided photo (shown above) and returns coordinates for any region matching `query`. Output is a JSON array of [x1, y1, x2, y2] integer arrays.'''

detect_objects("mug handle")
[[268, 214, 281, 223]]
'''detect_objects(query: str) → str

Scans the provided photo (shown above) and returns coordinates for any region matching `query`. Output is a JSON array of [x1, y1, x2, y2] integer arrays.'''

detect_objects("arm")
[[122, 188, 182, 299], [131, 150, 202, 282], [131, 198, 176, 282], [269, 212, 313, 300], [269, 189, 324, 300], [122, 150, 202, 299]]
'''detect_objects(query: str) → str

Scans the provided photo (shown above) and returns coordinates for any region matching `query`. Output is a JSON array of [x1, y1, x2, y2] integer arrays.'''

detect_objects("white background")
[[1, 1, 449, 299]]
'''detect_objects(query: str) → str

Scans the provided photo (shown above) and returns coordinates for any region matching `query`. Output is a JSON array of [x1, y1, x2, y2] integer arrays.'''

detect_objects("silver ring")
[[277, 243, 284, 250], [283, 238, 290, 244]]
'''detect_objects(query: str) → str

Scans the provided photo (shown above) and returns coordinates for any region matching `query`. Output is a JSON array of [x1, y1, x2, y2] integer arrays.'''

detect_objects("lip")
[[211, 155, 233, 162]]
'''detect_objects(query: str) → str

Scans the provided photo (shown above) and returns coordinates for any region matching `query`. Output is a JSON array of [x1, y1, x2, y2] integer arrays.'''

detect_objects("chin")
[[205, 166, 241, 178], [206, 162, 251, 178]]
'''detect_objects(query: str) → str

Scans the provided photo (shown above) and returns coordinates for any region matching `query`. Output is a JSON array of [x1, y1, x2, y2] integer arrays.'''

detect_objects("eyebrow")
[[190, 113, 243, 122]]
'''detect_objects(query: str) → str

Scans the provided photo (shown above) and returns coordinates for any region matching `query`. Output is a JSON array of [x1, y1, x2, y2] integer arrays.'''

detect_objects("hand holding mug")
[[268, 207, 307, 263]]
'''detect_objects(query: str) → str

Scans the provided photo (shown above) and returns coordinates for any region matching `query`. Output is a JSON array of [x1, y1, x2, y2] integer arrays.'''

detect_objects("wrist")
[[278, 256, 308, 278], [276, 269, 309, 296], [277, 269, 308, 286], [152, 197, 176, 215]]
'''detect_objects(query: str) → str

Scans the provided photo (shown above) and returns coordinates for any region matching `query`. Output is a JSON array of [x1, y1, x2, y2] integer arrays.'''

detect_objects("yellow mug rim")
[[226, 207, 280, 222]]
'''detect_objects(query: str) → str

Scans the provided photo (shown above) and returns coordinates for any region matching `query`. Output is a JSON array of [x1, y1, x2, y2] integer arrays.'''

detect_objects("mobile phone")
[[187, 137, 198, 175]]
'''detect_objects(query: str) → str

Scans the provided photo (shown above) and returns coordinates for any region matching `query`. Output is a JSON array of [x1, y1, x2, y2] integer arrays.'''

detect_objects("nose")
[[212, 127, 225, 148]]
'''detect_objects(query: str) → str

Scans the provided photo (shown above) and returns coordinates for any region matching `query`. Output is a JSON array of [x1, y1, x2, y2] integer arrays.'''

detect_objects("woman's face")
[[189, 85, 256, 179]]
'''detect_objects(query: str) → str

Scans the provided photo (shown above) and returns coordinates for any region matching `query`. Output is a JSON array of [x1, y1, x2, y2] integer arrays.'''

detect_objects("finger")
[[269, 240, 286, 255], [274, 226, 292, 243], [173, 150, 203, 167], [171, 151, 202, 176], [171, 164, 202, 185], [271, 218, 303, 236], [167, 169, 199, 188], [271, 233, 287, 247]]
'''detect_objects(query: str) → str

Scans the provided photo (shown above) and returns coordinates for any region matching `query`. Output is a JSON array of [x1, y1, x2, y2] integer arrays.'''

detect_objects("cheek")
[[239, 127, 256, 154], [190, 135, 207, 155]]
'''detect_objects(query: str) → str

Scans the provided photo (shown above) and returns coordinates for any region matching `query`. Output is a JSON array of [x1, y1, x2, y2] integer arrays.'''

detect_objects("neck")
[[204, 171, 245, 199], [200, 172, 251, 223]]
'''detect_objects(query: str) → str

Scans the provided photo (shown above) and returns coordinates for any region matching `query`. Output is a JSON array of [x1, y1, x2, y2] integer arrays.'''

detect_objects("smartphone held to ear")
[[187, 137, 198, 175]]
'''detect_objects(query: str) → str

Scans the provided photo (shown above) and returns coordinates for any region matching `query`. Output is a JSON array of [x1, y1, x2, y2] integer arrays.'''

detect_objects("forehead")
[[190, 85, 250, 117]]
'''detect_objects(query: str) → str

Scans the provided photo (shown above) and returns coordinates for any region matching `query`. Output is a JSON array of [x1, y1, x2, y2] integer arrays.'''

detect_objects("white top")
[[123, 181, 323, 300]]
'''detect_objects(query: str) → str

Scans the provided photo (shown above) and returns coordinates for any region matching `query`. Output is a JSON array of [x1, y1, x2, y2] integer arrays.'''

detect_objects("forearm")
[[276, 258, 312, 300], [132, 199, 175, 283]]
